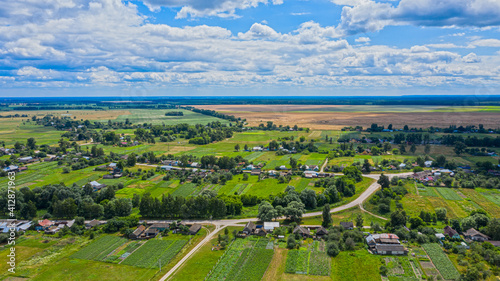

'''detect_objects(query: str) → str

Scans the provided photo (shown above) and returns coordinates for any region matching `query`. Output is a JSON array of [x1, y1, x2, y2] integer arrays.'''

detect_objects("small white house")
[[424, 161, 433, 167], [264, 222, 280, 232]]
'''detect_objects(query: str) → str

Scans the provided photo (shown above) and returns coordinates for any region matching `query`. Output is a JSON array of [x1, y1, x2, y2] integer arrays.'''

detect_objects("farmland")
[[121, 239, 188, 268], [422, 243, 460, 280], [206, 237, 274, 281], [285, 241, 330, 276], [331, 250, 382, 281], [191, 104, 500, 130], [72, 236, 127, 261]]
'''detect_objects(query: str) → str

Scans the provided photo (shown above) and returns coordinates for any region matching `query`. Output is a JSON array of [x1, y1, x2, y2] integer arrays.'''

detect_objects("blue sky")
[[0, 0, 500, 96]]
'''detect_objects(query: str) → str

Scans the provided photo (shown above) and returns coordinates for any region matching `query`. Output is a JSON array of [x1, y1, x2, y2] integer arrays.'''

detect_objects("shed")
[[188, 224, 202, 235]]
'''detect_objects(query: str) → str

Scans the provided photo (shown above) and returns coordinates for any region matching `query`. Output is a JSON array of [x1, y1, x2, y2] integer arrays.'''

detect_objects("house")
[[263, 222, 280, 232], [18, 222, 32, 232], [435, 233, 446, 240], [150, 223, 170, 231], [254, 228, 267, 236], [316, 226, 328, 238], [250, 169, 261, 176], [243, 222, 256, 235], [366, 234, 400, 245], [84, 181, 107, 191], [464, 228, 490, 242], [44, 226, 60, 235], [36, 219, 54, 230], [188, 224, 202, 235], [252, 146, 263, 152], [2, 165, 19, 173], [85, 219, 101, 229], [103, 174, 114, 179], [444, 226, 460, 239], [18, 156, 35, 163], [340, 221, 354, 230], [293, 226, 311, 238], [145, 227, 159, 238], [190, 162, 200, 168], [130, 225, 146, 239], [304, 171, 318, 178], [374, 244, 408, 255], [279, 165, 288, 170]]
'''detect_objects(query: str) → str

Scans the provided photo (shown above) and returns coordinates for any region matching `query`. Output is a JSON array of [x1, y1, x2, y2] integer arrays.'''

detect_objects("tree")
[[362, 159, 371, 173], [289, 157, 298, 170], [424, 144, 431, 154], [326, 242, 339, 257], [410, 144, 417, 154], [234, 144, 240, 151], [20, 201, 37, 219], [257, 201, 277, 222], [244, 144, 248, 151], [284, 201, 305, 222], [435, 208, 447, 221], [287, 235, 297, 249], [355, 214, 364, 228], [399, 143, 406, 154], [345, 237, 355, 250], [127, 153, 137, 167], [322, 204, 332, 228], [26, 138, 36, 150], [409, 217, 424, 229], [343, 166, 362, 182], [377, 173, 390, 189], [454, 141, 467, 155], [390, 209, 407, 227], [484, 218, 500, 240]]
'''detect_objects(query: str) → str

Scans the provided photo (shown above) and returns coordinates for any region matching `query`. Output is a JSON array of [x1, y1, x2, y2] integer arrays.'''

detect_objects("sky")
[[0, 0, 500, 97]]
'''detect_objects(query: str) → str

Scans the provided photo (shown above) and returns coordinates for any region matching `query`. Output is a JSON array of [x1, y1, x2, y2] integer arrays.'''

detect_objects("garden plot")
[[285, 241, 330, 276], [121, 239, 187, 268], [384, 256, 418, 281], [422, 243, 460, 280], [435, 188, 463, 201], [72, 236, 127, 262], [206, 237, 274, 281]]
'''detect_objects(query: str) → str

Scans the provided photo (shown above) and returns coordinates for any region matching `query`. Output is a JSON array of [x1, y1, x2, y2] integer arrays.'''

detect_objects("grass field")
[[331, 250, 382, 281], [72, 236, 127, 261]]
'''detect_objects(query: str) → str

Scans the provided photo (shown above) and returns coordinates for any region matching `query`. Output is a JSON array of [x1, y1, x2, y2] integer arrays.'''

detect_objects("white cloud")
[[355, 37, 370, 43], [141, 0, 284, 18], [463, 52, 481, 63], [332, 0, 500, 36], [469, 39, 500, 47], [290, 12, 310, 16], [1, 0, 500, 93]]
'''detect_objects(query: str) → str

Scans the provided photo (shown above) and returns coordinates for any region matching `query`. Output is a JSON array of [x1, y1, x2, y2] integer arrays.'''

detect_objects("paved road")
[[159, 171, 413, 280]]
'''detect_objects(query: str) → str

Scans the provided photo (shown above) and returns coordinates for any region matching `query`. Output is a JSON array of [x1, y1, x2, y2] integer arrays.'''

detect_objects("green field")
[[121, 239, 188, 268], [206, 237, 274, 281], [331, 250, 382, 281], [435, 187, 463, 201], [422, 243, 460, 280], [72, 236, 127, 261]]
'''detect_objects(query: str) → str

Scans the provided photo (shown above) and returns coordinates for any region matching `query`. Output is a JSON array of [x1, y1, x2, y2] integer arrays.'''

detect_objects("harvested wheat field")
[[192, 105, 500, 130]]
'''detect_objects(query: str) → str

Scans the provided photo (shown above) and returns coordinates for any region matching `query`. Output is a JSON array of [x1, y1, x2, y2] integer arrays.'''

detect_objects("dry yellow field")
[[191, 105, 500, 130]]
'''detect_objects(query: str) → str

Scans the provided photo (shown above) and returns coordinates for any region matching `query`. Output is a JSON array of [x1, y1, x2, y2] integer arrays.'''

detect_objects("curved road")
[[159, 171, 413, 280]]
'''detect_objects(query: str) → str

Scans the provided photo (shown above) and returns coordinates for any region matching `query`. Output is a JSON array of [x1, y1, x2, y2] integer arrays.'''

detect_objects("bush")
[[326, 242, 339, 257]]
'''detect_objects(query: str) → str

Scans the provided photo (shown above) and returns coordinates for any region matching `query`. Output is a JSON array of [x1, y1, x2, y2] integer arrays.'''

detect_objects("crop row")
[[285, 249, 309, 274], [72, 236, 126, 261], [121, 239, 187, 268], [207, 238, 273, 281], [422, 243, 460, 280]]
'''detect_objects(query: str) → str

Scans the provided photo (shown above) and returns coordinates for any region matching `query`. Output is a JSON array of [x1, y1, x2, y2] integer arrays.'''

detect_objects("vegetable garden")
[[206, 237, 274, 281], [422, 243, 460, 280]]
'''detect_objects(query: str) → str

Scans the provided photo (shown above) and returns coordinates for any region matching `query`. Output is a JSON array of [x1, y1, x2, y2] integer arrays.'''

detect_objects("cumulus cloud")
[[463, 52, 481, 63], [141, 0, 284, 18], [469, 39, 500, 47], [332, 0, 500, 36], [355, 37, 370, 43], [1, 0, 500, 93]]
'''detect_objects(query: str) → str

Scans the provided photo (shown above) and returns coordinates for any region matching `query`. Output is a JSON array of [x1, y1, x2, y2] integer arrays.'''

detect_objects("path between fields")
[[158, 171, 413, 280], [319, 157, 328, 173], [160, 225, 224, 281]]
